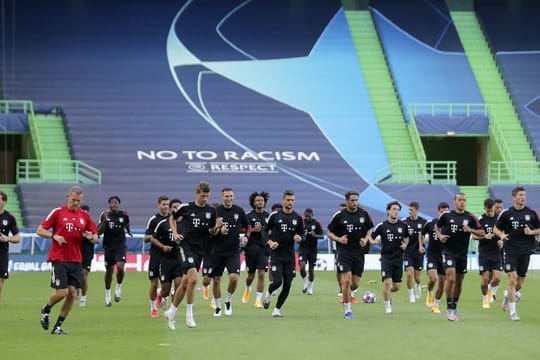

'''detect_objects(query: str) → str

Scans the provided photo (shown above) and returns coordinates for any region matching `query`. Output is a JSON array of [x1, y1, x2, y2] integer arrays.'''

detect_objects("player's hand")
[[498, 232, 508, 241], [267, 240, 279, 249], [400, 241, 407, 250], [53, 234, 66, 245], [252, 223, 262, 233], [497, 239, 504, 249], [338, 235, 348, 244], [0, 234, 8, 243], [484, 232, 493, 240], [220, 225, 229, 235], [524, 224, 534, 235], [463, 224, 472, 233], [216, 217, 223, 228], [293, 234, 302, 242], [162, 245, 172, 253], [173, 233, 184, 243], [419, 246, 425, 254], [359, 238, 367, 247], [240, 235, 248, 247]]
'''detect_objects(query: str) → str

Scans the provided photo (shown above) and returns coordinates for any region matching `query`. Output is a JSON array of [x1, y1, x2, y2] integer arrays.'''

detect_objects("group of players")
[[1, 182, 538, 335]]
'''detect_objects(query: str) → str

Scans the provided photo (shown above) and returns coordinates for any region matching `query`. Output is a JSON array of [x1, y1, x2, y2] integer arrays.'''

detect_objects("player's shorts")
[[209, 252, 241, 277], [380, 257, 403, 283], [503, 252, 530, 278], [298, 249, 317, 268], [50, 261, 82, 289], [336, 250, 365, 277], [81, 255, 93, 272], [179, 246, 203, 273], [0, 253, 9, 279], [244, 245, 268, 273], [442, 251, 467, 274], [148, 252, 161, 280], [426, 254, 445, 276], [478, 251, 503, 274], [160, 254, 184, 283], [403, 252, 424, 271], [269, 255, 296, 283], [104, 247, 127, 267]]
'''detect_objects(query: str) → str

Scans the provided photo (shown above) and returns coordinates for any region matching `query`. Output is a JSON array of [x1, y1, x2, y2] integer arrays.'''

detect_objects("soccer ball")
[[362, 291, 376, 303]]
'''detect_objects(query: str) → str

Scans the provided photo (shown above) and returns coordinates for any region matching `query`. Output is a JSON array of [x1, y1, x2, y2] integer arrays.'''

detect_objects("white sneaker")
[[510, 313, 520, 321], [79, 298, 86, 307], [164, 310, 176, 330], [307, 284, 313, 295], [385, 307, 393, 315], [186, 317, 197, 328], [272, 308, 283, 317], [409, 296, 416, 303], [105, 293, 112, 307], [415, 285, 421, 300], [224, 302, 232, 316]]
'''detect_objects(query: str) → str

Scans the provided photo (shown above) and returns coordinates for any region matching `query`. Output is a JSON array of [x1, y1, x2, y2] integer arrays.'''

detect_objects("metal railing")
[[408, 103, 488, 117], [489, 161, 540, 184], [16, 159, 102, 184], [0, 100, 35, 115], [375, 161, 457, 184]]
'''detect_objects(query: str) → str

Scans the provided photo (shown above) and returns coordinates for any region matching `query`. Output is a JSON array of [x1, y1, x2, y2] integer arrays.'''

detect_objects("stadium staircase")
[[345, 10, 418, 166], [29, 114, 76, 181], [449, 11, 540, 181], [0, 184, 23, 226]]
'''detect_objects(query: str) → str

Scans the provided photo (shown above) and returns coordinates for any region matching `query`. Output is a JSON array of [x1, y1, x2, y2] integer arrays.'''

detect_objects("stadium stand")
[[4, 0, 393, 230], [475, 0, 540, 160]]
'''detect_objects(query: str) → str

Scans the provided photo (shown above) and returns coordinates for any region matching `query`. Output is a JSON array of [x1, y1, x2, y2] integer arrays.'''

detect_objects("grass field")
[[1, 270, 538, 360]]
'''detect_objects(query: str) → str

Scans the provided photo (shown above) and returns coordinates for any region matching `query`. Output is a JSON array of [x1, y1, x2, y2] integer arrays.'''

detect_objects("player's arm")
[[417, 232, 425, 253], [0, 232, 20, 244], [97, 212, 108, 235], [360, 228, 372, 247]]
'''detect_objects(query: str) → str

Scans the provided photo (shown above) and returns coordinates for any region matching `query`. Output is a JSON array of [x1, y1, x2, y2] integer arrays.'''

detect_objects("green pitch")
[[1, 270, 538, 360]]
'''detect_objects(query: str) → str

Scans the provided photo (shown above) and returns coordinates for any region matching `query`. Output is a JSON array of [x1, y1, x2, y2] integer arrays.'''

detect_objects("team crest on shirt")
[[525, 214, 531, 221], [119, 217, 124, 223], [417, 224, 422, 229], [2, 219, 7, 226], [79, 218, 85, 225], [205, 212, 211, 219], [234, 213, 239, 221], [292, 219, 297, 225], [463, 219, 468, 226], [398, 227, 403, 233], [359, 217, 365, 223], [311, 225, 315, 230]]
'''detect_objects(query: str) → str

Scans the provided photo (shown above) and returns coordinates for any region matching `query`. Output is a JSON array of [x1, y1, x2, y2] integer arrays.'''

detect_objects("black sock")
[[43, 304, 52, 313], [54, 316, 66, 329]]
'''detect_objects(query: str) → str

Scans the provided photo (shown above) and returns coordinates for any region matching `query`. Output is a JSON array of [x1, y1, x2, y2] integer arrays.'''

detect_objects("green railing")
[[17, 159, 102, 184], [376, 161, 457, 184], [407, 111, 427, 163], [408, 103, 488, 118], [489, 161, 540, 184], [0, 100, 35, 115]]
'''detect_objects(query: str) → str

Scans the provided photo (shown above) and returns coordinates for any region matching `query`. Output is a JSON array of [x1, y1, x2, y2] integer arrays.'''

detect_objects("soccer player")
[[494, 186, 540, 321], [422, 202, 449, 313], [79, 204, 94, 307], [402, 201, 427, 302], [144, 195, 170, 317], [98, 195, 133, 306], [299, 208, 324, 295], [436, 192, 484, 321], [493, 199, 504, 216], [327, 191, 373, 319], [369, 201, 409, 315], [37, 186, 98, 334], [151, 198, 183, 317], [242, 191, 270, 308], [0, 190, 21, 302], [164, 181, 218, 329], [472, 199, 503, 309], [209, 188, 249, 317], [262, 190, 304, 317]]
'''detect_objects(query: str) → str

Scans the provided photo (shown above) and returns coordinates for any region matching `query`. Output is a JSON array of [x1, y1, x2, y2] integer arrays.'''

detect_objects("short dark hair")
[[249, 191, 269, 209], [108, 195, 121, 204], [283, 190, 295, 198], [170, 198, 182, 207], [512, 186, 525, 197], [408, 201, 419, 209], [197, 181, 211, 193], [304, 208, 313, 215], [0, 190, 7, 202], [386, 200, 401, 211], [221, 187, 233, 193], [494, 198, 503, 205], [344, 191, 359, 200], [484, 198, 495, 209], [271, 203, 283, 212], [158, 195, 169, 203], [437, 202, 449, 211]]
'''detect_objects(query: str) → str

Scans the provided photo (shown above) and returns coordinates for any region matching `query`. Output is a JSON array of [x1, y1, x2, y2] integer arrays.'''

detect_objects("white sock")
[[226, 292, 233, 303], [256, 292, 263, 301], [215, 298, 222, 309], [509, 302, 517, 314], [303, 277, 308, 288], [105, 289, 111, 297], [408, 288, 414, 298], [168, 304, 178, 317], [246, 285, 252, 292], [491, 285, 499, 296], [150, 300, 157, 310], [384, 300, 391, 309], [482, 295, 488, 302], [433, 299, 440, 306], [116, 283, 122, 294], [343, 302, 351, 312], [428, 290, 434, 297], [186, 304, 193, 318]]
